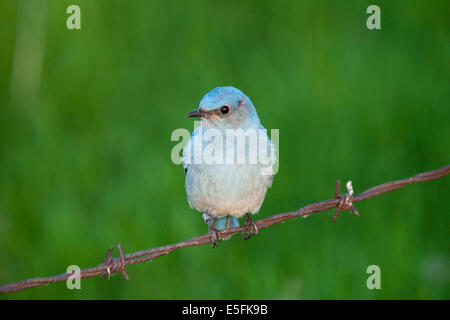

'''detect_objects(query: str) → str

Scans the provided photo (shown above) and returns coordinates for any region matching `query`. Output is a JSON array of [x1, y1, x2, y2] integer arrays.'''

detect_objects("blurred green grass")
[[0, 0, 449, 299]]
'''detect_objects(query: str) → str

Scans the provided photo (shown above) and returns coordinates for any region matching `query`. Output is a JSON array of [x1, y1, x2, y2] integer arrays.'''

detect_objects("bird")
[[182, 86, 276, 246]]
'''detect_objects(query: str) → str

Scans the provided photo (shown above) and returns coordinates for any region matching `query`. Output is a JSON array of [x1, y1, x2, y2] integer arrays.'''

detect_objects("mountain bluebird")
[[183, 86, 275, 246]]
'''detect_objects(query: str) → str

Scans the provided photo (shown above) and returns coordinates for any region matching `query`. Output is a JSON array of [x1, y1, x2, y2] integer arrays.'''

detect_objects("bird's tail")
[[213, 215, 240, 231]]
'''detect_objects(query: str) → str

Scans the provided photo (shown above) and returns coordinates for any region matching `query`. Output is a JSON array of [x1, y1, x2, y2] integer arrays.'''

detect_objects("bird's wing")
[[182, 126, 201, 175], [259, 124, 277, 179]]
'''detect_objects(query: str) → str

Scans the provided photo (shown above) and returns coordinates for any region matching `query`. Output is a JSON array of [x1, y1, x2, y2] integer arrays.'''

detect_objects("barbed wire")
[[1, 164, 449, 294]]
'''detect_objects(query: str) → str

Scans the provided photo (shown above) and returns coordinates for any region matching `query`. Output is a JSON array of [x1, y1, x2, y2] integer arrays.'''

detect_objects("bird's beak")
[[186, 108, 207, 118]]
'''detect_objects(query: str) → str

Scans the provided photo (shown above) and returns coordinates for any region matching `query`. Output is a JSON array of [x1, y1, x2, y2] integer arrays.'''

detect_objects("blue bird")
[[183, 86, 276, 246]]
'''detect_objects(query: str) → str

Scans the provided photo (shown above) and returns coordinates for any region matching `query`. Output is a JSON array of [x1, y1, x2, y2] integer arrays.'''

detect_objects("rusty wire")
[[1, 164, 449, 294]]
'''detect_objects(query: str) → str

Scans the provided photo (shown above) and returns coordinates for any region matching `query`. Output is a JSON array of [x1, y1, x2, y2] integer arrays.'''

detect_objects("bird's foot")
[[242, 213, 259, 240], [203, 213, 221, 248], [208, 225, 221, 248]]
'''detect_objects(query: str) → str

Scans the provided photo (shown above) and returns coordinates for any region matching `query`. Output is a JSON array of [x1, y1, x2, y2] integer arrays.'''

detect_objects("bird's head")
[[187, 86, 260, 129]]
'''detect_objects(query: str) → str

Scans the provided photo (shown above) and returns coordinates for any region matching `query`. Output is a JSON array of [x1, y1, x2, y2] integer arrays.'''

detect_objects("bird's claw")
[[242, 213, 258, 240], [208, 225, 221, 248], [203, 213, 221, 247]]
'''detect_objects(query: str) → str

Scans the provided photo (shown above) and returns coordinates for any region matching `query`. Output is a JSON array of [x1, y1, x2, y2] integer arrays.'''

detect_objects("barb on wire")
[[333, 180, 359, 222], [0, 164, 449, 294]]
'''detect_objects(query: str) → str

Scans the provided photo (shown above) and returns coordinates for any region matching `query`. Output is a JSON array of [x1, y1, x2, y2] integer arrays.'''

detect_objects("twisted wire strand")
[[1, 164, 448, 294]]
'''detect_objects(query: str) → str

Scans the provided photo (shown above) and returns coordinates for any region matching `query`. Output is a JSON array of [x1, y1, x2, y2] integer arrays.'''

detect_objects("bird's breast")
[[183, 125, 275, 217], [185, 163, 272, 217]]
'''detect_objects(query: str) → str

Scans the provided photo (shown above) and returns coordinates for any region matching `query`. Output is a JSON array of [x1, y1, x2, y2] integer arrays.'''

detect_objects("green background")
[[0, 0, 449, 299]]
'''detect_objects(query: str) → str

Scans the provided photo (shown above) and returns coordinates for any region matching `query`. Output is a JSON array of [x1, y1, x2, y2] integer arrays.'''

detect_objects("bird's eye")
[[220, 105, 230, 114]]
